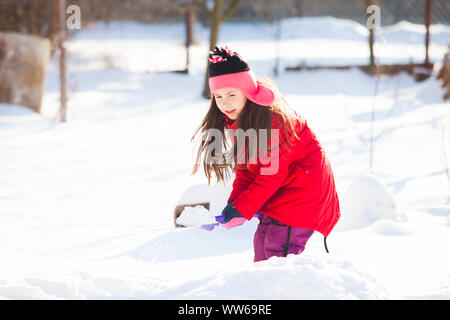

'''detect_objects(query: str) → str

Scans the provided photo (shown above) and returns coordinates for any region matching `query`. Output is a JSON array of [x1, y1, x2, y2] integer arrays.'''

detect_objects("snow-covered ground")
[[0, 16, 449, 299]]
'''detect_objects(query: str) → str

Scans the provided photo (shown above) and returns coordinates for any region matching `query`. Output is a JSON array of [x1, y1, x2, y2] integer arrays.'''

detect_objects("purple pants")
[[253, 215, 314, 262]]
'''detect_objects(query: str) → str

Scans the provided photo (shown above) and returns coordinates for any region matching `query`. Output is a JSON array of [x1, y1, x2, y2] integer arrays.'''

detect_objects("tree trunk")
[[273, 0, 285, 77], [365, 0, 375, 67], [59, 0, 67, 122], [202, 0, 223, 99], [185, 0, 196, 73], [200, 0, 243, 99], [368, 28, 375, 66], [424, 0, 432, 66], [0, 32, 51, 113]]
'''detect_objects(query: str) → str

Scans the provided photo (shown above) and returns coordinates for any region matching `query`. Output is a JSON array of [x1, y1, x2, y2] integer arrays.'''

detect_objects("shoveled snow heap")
[[159, 253, 401, 299], [176, 205, 218, 228], [337, 172, 405, 231]]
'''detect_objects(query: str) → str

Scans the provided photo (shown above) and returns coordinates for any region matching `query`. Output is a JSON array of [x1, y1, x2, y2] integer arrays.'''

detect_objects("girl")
[[191, 46, 340, 262]]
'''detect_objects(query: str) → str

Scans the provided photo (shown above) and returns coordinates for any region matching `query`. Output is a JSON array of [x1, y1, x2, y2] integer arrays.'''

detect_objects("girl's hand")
[[216, 201, 246, 229]]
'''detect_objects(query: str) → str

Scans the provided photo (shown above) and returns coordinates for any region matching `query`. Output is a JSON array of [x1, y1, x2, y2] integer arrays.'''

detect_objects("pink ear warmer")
[[209, 70, 275, 107]]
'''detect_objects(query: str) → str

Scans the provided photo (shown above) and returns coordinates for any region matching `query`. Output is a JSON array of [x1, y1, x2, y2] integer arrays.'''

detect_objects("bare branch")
[[194, 0, 211, 15], [222, 0, 242, 22]]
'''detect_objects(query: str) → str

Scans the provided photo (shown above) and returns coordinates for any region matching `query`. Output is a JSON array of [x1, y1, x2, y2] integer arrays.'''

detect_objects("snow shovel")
[[181, 212, 263, 231], [175, 203, 263, 231]]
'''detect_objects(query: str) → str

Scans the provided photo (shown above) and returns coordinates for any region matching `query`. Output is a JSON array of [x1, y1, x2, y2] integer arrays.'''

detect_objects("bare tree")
[[58, 0, 67, 122], [424, 0, 432, 66], [195, 0, 243, 98], [184, 0, 197, 73], [273, 0, 285, 77], [365, 0, 375, 67]]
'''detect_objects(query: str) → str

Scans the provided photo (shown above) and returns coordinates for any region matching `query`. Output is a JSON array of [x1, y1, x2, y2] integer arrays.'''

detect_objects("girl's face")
[[214, 87, 247, 120]]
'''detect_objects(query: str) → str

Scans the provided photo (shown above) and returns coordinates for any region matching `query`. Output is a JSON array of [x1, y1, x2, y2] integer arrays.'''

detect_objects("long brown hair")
[[191, 75, 301, 185]]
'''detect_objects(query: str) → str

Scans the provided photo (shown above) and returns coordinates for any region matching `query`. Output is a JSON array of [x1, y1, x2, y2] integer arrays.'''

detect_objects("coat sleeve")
[[231, 121, 297, 220], [227, 164, 255, 203]]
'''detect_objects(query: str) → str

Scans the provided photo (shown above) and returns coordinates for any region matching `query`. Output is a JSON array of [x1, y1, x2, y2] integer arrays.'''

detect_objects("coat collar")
[[223, 113, 237, 130]]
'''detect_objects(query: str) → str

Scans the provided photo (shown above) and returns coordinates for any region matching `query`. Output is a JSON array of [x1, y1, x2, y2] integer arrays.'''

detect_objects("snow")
[[0, 17, 449, 300], [338, 172, 405, 230], [158, 253, 400, 300], [175, 205, 217, 229], [176, 182, 232, 217]]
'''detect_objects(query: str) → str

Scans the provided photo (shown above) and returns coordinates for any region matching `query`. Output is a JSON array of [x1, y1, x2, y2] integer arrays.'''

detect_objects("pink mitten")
[[220, 217, 246, 230]]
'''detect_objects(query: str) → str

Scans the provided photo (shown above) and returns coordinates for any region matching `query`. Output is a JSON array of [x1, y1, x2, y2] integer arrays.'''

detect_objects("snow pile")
[[337, 172, 405, 230], [128, 220, 258, 263], [0, 250, 400, 299], [160, 253, 401, 300], [176, 182, 232, 219], [176, 205, 217, 229]]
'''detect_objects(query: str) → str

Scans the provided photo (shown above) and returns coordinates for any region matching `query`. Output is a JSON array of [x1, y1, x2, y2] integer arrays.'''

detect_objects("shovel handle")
[[215, 212, 263, 223]]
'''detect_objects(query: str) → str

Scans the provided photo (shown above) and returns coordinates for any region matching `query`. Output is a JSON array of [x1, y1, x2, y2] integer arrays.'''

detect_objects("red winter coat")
[[225, 111, 340, 238]]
